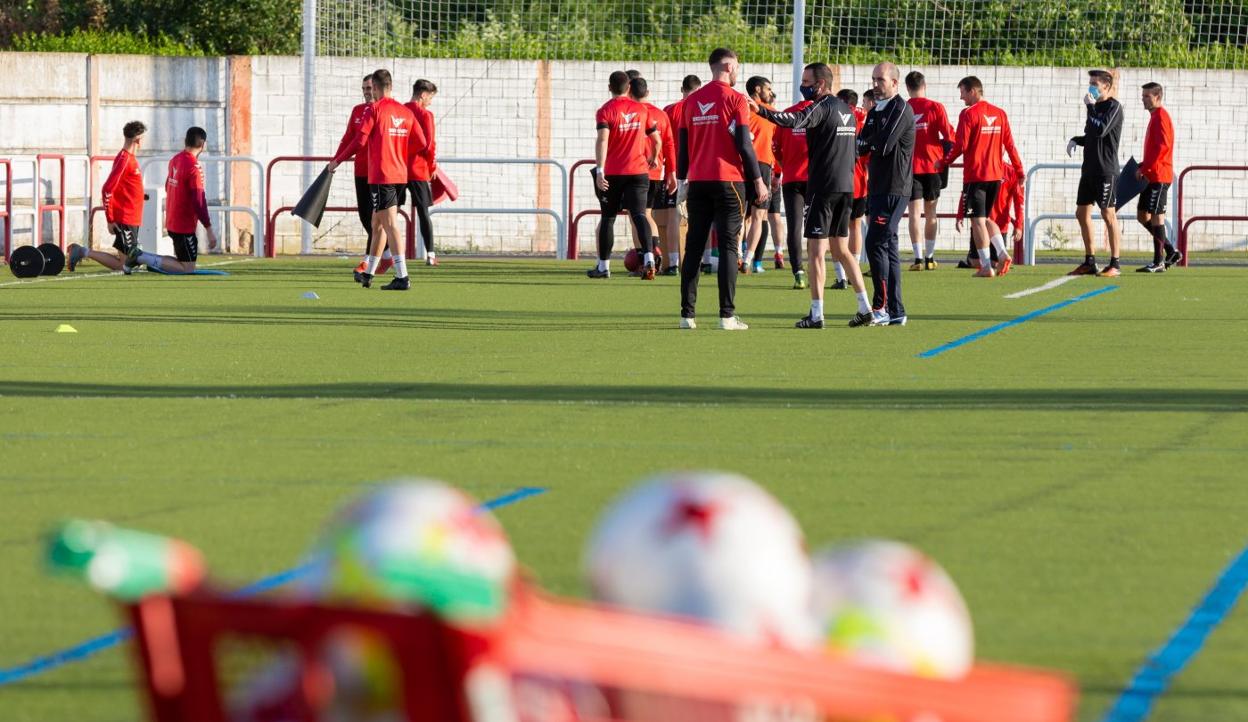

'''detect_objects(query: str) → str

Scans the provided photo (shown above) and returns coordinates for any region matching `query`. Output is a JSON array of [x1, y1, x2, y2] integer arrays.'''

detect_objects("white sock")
[[834, 262, 847, 283], [644, 252, 654, 267], [990, 234, 1007, 256], [668, 252, 679, 267], [364, 254, 380, 274], [702, 247, 711, 262], [393, 255, 408, 279], [855, 291, 870, 314], [912, 242, 922, 261], [977, 247, 992, 267], [381, 249, 393, 260], [924, 238, 936, 258], [810, 299, 824, 320], [596, 259, 610, 272], [427, 251, 435, 261]]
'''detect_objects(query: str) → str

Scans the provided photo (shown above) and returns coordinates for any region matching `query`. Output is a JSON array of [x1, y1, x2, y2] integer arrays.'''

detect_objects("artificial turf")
[[0, 256, 1245, 722]]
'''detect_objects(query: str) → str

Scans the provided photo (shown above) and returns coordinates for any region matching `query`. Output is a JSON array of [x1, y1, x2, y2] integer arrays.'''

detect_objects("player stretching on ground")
[[127, 127, 218, 273], [659, 75, 701, 275], [406, 79, 439, 266], [743, 76, 781, 276], [774, 80, 814, 290], [677, 47, 767, 330], [1136, 82, 1181, 273], [751, 63, 872, 329], [938, 76, 1023, 277], [905, 71, 954, 271], [343, 76, 392, 282], [1066, 69, 1123, 277], [69, 121, 146, 274], [329, 69, 423, 289], [857, 62, 915, 326], [630, 76, 677, 271]]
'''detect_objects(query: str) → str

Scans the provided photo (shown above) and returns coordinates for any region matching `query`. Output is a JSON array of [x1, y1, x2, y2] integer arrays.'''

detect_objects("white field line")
[[0, 258, 254, 288], [1003, 274, 1080, 299]]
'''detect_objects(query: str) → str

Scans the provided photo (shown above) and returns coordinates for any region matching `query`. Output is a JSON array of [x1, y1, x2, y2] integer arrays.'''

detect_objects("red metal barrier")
[[0, 159, 11, 262], [1177, 165, 1248, 268], [266, 156, 415, 257], [36, 154, 66, 250], [566, 159, 596, 260]]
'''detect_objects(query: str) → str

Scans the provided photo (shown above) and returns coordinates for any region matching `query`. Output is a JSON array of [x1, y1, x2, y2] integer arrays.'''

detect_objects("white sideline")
[[0, 258, 253, 288], [1003, 274, 1080, 299]]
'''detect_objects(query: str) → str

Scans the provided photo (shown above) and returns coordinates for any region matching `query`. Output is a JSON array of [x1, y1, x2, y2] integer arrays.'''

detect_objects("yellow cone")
[[56, 324, 77, 333]]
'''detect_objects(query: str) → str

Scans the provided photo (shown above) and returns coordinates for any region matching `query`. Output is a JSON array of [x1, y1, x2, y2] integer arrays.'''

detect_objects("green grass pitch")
[[0, 256, 1245, 721]]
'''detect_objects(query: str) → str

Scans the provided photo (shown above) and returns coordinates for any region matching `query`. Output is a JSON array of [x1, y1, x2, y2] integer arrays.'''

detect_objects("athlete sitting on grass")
[[127, 127, 218, 273]]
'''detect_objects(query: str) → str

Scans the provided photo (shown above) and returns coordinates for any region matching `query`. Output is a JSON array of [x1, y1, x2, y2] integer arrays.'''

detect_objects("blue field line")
[[1101, 541, 1248, 722], [917, 285, 1118, 358], [0, 486, 547, 687]]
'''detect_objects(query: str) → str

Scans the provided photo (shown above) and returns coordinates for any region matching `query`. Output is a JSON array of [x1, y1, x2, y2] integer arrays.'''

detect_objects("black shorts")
[[804, 192, 853, 239], [407, 180, 432, 209], [111, 224, 139, 254], [758, 167, 782, 213], [647, 179, 665, 210], [595, 173, 649, 217], [910, 173, 942, 202], [962, 181, 1001, 219], [1138, 182, 1170, 215], [851, 196, 868, 219], [370, 183, 406, 212], [169, 232, 199, 263], [661, 191, 678, 209], [1077, 174, 1116, 210]]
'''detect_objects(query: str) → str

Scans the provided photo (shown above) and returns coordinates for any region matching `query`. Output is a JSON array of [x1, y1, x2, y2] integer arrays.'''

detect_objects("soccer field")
[[0, 257, 1245, 722]]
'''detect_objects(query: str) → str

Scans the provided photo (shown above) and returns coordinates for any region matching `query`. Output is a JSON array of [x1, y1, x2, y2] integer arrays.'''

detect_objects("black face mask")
[[799, 85, 815, 101]]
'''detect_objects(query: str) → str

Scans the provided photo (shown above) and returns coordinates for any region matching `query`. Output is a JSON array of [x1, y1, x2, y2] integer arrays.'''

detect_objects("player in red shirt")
[[406, 79, 440, 266], [676, 47, 769, 330], [742, 76, 783, 276], [938, 76, 1024, 277], [342, 76, 393, 281], [775, 85, 814, 290], [659, 75, 701, 274], [1136, 82, 1180, 272], [630, 77, 677, 273], [126, 126, 218, 274], [956, 160, 1023, 262], [330, 69, 423, 290], [69, 121, 147, 274], [587, 70, 661, 279], [904, 72, 954, 271]]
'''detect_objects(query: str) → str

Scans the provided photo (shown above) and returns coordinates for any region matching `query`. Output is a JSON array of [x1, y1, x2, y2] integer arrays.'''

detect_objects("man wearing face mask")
[[1066, 69, 1123, 277], [751, 62, 871, 329]]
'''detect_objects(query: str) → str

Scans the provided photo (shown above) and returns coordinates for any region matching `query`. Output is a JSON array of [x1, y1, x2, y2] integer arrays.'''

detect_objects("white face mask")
[[874, 95, 892, 111]]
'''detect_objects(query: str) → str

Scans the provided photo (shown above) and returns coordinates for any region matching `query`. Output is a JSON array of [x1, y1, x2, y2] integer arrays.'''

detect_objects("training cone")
[[55, 324, 77, 333], [431, 167, 459, 205], [1114, 157, 1145, 211], [293, 167, 334, 228], [302, 291, 320, 300]]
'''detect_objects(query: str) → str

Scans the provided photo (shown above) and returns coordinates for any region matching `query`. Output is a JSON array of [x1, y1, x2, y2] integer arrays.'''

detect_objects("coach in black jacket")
[[857, 61, 916, 326]]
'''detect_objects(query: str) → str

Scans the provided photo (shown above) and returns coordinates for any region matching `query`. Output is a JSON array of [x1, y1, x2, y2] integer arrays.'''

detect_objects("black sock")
[[1109, 256, 1120, 268], [1086, 254, 1096, 266], [1152, 239, 1163, 265]]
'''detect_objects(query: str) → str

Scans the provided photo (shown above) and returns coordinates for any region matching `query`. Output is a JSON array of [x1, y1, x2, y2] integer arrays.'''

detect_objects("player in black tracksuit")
[[857, 66, 916, 325], [753, 63, 873, 329], [1068, 69, 1124, 276]]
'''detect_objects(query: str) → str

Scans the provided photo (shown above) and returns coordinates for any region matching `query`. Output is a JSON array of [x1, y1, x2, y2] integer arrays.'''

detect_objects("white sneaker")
[[869, 309, 891, 326], [679, 317, 697, 330], [718, 316, 749, 330]]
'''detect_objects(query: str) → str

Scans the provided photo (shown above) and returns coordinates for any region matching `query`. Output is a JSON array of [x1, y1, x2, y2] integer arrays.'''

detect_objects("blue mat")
[[144, 267, 229, 276]]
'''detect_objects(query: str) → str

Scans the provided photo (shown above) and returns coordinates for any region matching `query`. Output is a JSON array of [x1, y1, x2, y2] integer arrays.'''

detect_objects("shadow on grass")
[[0, 382, 1243, 412]]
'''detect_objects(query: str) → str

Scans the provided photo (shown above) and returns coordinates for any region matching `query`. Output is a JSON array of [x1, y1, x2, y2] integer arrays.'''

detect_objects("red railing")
[[36, 154, 66, 251], [0, 159, 11, 262], [266, 156, 415, 258], [1177, 165, 1248, 268]]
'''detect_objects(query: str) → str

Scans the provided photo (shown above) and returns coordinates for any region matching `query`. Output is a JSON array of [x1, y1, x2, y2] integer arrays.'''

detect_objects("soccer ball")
[[583, 471, 817, 648], [302, 479, 517, 625], [812, 540, 974, 679]]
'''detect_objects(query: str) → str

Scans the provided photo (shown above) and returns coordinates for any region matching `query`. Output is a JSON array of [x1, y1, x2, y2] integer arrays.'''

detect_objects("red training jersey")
[[941, 100, 1023, 184], [333, 102, 371, 178], [852, 106, 870, 199], [405, 101, 438, 182], [332, 96, 422, 185], [642, 102, 676, 181], [101, 149, 144, 226], [908, 97, 954, 175], [596, 96, 656, 176], [1139, 106, 1174, 184], [165, 150, 211, 235], [681, 81, 752, 183], [664, 100, 685, 134], [773, 100, 812, 184], [748, 103, 777, 169]]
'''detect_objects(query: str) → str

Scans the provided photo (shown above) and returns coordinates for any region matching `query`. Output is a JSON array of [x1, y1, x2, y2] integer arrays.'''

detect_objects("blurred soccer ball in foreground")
[[812, 540, 973, 679], [584, 471, 817, 648]]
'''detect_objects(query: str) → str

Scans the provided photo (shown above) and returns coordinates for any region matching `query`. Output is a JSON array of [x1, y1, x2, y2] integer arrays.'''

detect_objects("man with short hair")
[[126, 126, 218, 274], [1066, 69, 1123, 277], [938, 76, 1024, 277], [659, 75, 701, 275], [904, 71, 954, 271], [742, 76, 782, 276], [832, 88, 874, 290], [588, 70, 661, 280], [677, 47, 768, 330], [344, 76, 392, 281], [857, 62, 915, 326], [630, 76, 677, 272], [1136, 82, 1180, 272], [406, 78, 440, 266], [752, 63, 872, 329], [69, 121, 147, 274], [329, 68, 424, 290]]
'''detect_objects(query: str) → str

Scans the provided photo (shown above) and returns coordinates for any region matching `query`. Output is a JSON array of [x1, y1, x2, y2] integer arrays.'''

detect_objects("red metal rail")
[[36, 154, 66, 250], [1177, 165, 1248, 268], [0, 159, 11, 262]]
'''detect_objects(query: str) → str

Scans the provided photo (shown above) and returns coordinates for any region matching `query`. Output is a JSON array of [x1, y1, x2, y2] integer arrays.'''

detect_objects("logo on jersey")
[[839, 112, 854, 125], [985, 116, 998, 126], [387, 114, 410, 137], [622, 113, 637, 122], [698, 102, 715, 115], [391, 116, 404, 128]]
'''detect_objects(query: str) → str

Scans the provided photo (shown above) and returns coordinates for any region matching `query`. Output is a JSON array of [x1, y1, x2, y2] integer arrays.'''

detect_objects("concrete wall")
[[1, 52, 1245, 256]]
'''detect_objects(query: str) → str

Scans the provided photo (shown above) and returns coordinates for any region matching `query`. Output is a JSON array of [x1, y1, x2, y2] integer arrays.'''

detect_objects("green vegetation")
[[0, 257, 1246, 721]]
